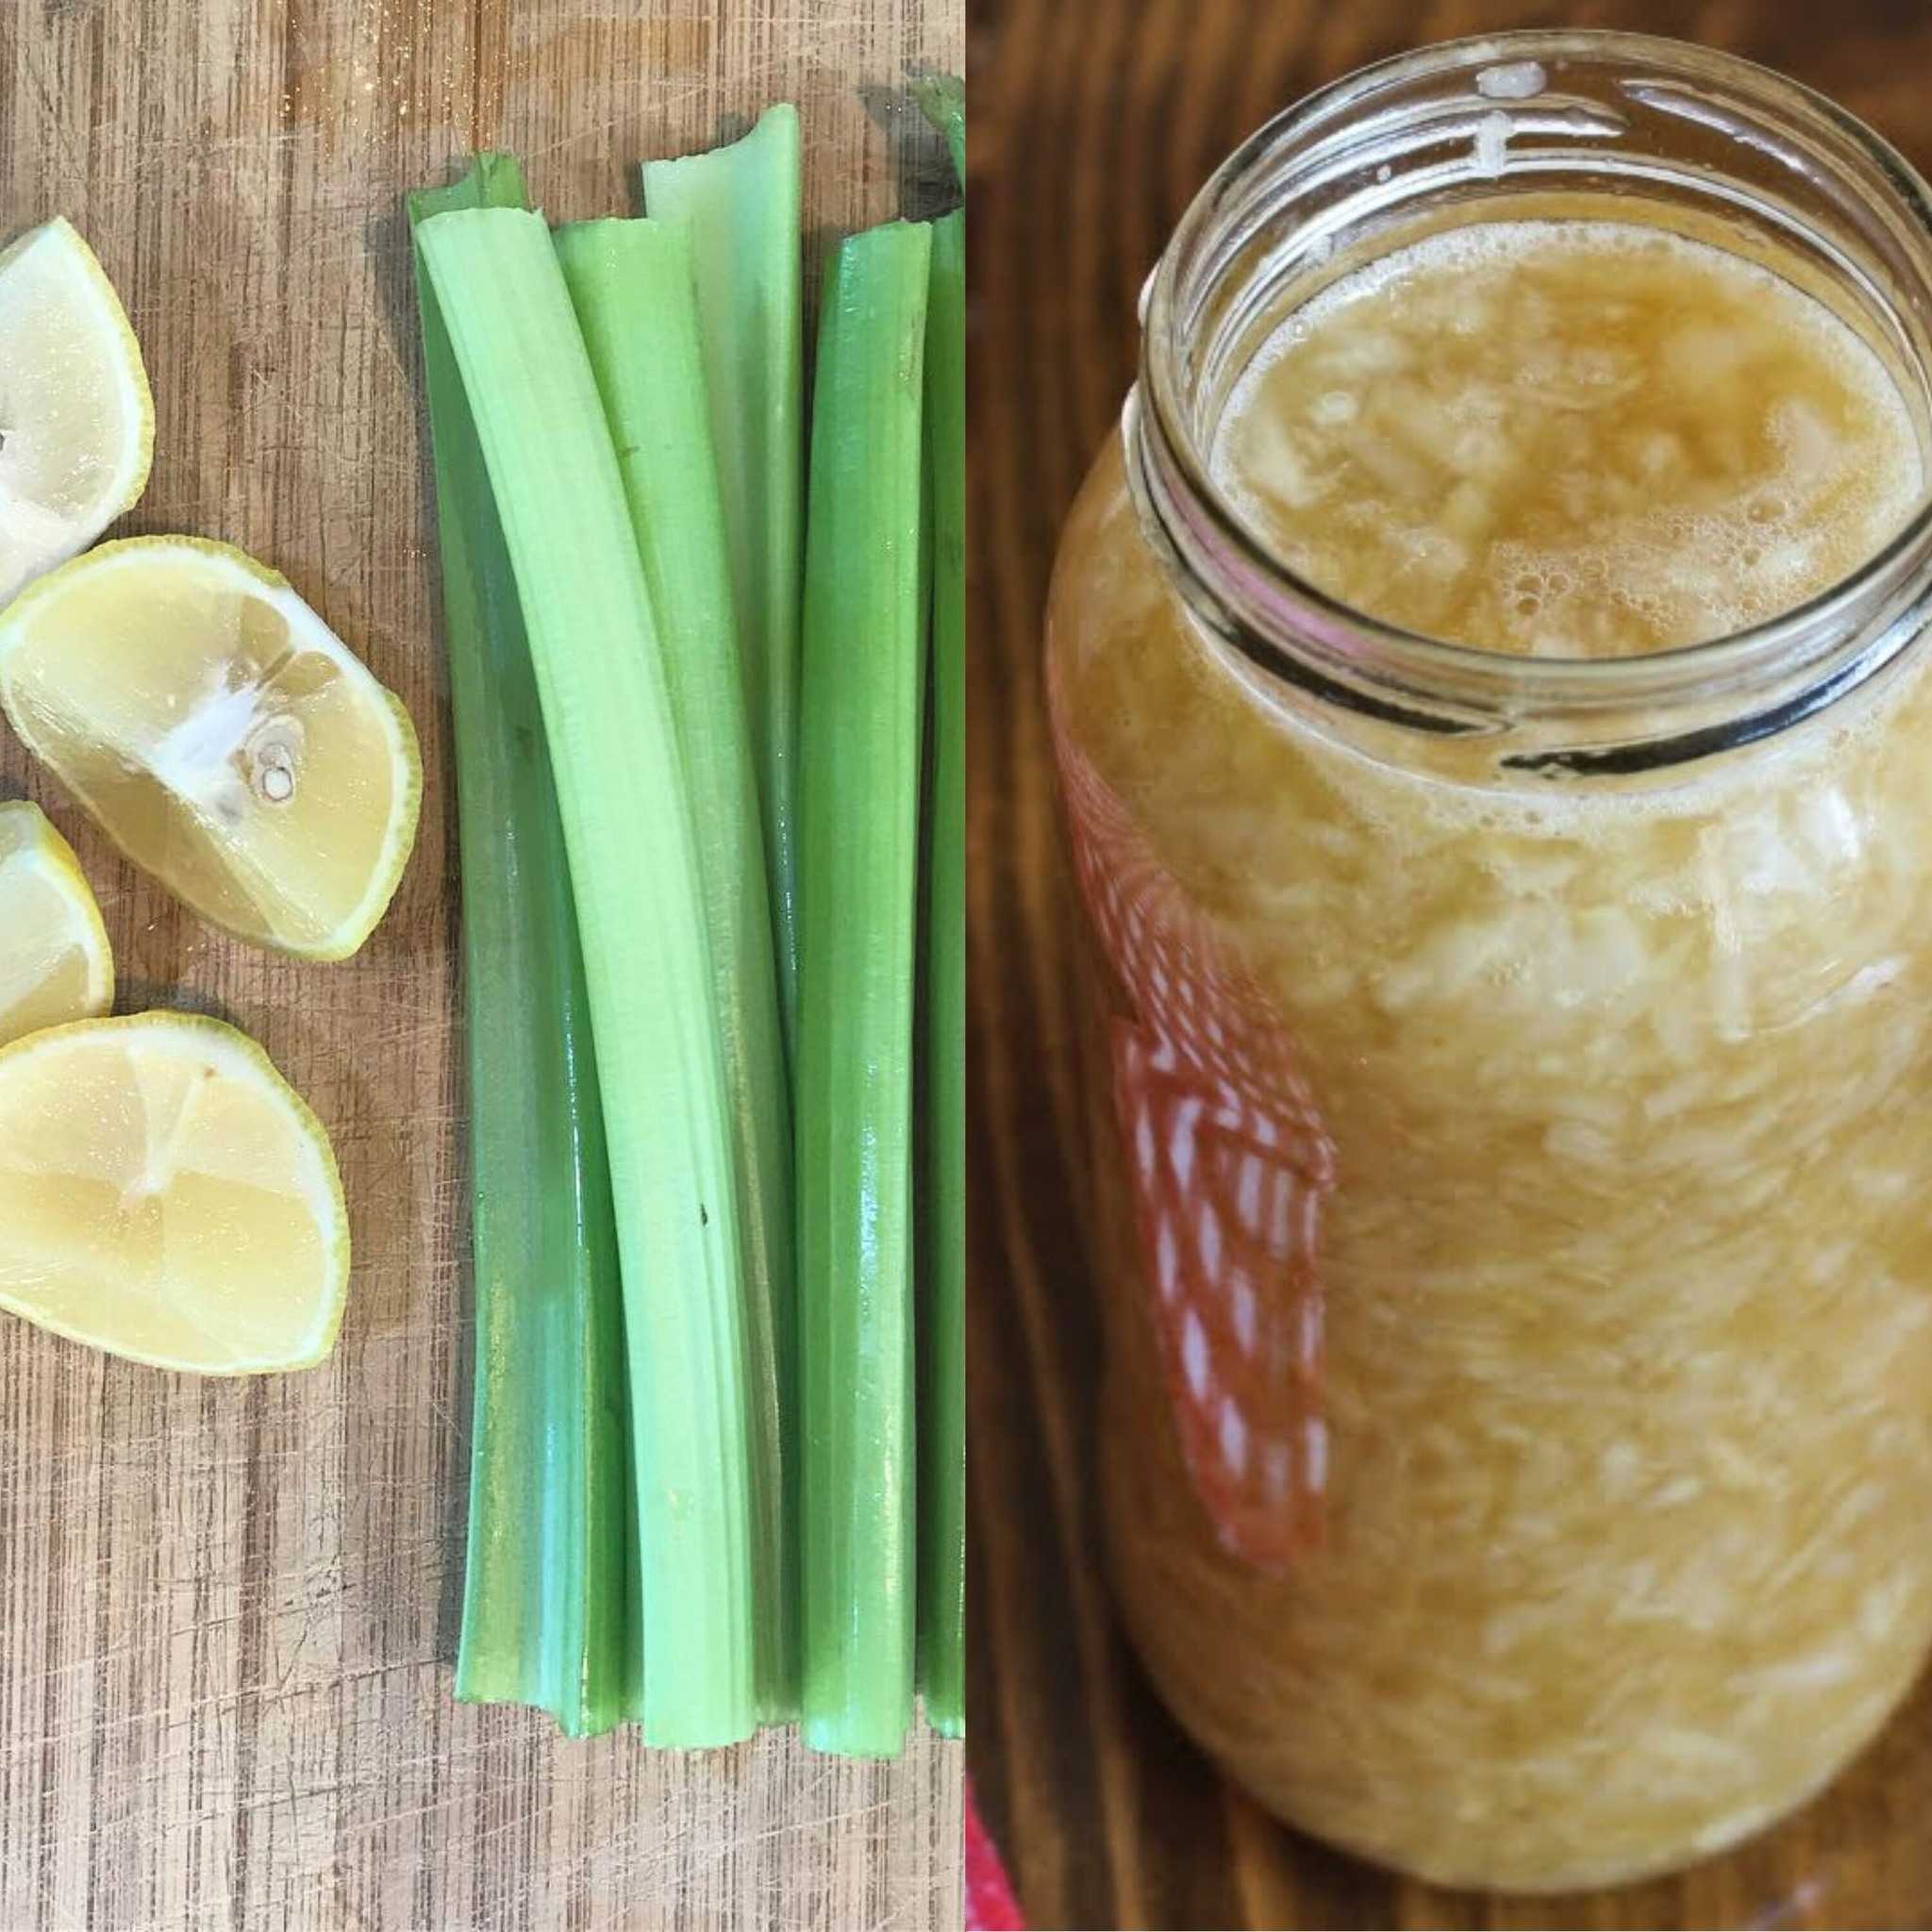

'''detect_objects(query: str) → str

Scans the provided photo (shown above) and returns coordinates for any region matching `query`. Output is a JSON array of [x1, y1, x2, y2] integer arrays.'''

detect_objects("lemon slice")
[[0, 801, 113, 1047], [0, 1013, 349, 1372], [0, 218, 155, 610], [0, 537, 422, 958]]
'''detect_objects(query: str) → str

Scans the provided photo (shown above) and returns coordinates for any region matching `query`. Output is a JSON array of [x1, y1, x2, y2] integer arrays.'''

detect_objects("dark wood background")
[[966, 3, 1932, 1927]]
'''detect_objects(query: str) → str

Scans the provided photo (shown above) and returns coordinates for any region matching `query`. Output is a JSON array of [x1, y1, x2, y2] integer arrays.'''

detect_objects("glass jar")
[[1046, 32, 1932, 1893]]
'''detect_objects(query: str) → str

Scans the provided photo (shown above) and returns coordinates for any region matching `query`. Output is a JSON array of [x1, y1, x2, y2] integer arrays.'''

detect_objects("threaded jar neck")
[[1129, 31, 1932, 779]]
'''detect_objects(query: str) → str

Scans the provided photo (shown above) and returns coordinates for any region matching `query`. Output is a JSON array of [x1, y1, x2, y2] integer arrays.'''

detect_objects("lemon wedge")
[[0, 218, 154, 610], [0, 1013, 349, 1373], [0, 537, 422, 958], [0, 801, 113, 1047]]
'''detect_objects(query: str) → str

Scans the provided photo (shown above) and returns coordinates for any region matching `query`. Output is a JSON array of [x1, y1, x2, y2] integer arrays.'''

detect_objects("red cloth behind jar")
[[1051, 669, 1337, 1572]]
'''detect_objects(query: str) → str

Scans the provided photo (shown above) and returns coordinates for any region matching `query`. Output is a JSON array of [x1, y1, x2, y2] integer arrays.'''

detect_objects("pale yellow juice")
[[1049, 208, 1932, 1890]]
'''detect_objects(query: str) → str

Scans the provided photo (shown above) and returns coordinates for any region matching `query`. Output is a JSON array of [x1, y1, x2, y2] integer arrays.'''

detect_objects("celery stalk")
[[642, 108, 806, 1065], [915, 75, 967, 187], [554, 216, 798, 1721], [418, 205, 761, 1746], [408, 157, 641, 1738], [796, 220, 933, 1757], [917, 206, 967, 1740]]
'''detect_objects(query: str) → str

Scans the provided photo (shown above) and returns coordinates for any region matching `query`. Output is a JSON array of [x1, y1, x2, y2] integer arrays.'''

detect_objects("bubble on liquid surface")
[[1212, 219, 1925, 659]]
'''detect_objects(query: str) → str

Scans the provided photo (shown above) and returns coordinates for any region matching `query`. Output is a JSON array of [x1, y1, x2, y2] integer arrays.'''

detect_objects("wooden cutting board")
[[0, 4, 962, 1928], [970, 0, 1932, 1927]]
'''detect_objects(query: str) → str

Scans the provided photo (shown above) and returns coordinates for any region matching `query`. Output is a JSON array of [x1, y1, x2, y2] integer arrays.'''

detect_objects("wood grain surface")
[[967, 3, 1932, 1927], [0, 4, 962, 1929]]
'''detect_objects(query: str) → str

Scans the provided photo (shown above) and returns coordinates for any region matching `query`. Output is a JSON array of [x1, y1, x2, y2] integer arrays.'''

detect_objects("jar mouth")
[[1136, 30, 1932, 757]]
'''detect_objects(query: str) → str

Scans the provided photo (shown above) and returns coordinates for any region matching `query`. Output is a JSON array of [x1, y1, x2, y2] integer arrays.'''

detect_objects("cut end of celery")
[[803, 1708, 912, 1761], [455, 1666, 631, 1741], [641, 1708, 762, 1751], [914, 75, 966, 187], [641, 103, 800, 208], [409, 152, 530, 227]]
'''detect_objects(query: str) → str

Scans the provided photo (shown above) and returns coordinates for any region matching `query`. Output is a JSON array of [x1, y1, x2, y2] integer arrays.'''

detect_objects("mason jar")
[[1046, 31, 1932, 1892]]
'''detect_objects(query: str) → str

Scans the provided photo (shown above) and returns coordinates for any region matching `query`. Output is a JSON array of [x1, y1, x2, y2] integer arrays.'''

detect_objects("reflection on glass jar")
[[1047, 32, 1932, 1893]]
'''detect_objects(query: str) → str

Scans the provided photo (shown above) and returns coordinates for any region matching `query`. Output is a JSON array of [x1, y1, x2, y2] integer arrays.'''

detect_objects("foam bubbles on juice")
[[1213, 221, 1925, 658]]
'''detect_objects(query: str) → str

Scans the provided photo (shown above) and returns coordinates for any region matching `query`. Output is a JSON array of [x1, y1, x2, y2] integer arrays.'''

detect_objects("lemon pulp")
[[0, 800, 113, 1047], [0, 537, 422, 958], [0, 1013, 349, 1372], [0, 218, 154, 609]]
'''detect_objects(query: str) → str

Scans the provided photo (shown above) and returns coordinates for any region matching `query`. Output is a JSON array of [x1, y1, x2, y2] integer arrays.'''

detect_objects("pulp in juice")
[[1215, 220, 1923, 655]]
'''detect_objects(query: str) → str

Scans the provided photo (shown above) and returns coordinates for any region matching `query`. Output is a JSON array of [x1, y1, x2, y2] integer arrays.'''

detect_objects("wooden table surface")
[[967, 3, 1932, 1927], [0, 4, 962, 1928]]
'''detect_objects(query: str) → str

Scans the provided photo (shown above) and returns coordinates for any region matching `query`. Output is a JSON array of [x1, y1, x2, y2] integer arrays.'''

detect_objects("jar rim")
[[1135, 30, 1932, 755]]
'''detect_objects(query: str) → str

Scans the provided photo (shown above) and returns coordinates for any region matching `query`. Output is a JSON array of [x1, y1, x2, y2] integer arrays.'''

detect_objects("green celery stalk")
[[641, 108, 806, 1066], [916, 74, 967, 187], [408, 156, 640, 1738], [418, 205, 761, 1746], [796, 219, 934, 1758], [554, 215, 798, 1722], [917, 206, 966, 1740]]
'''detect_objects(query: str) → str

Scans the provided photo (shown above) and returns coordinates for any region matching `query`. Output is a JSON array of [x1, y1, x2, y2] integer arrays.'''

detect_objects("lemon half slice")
[[0, 801, 113, 1047], [0, 1013, 349, 1373], [0, 537, 422, 958], [0, 218, 154, 610]]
